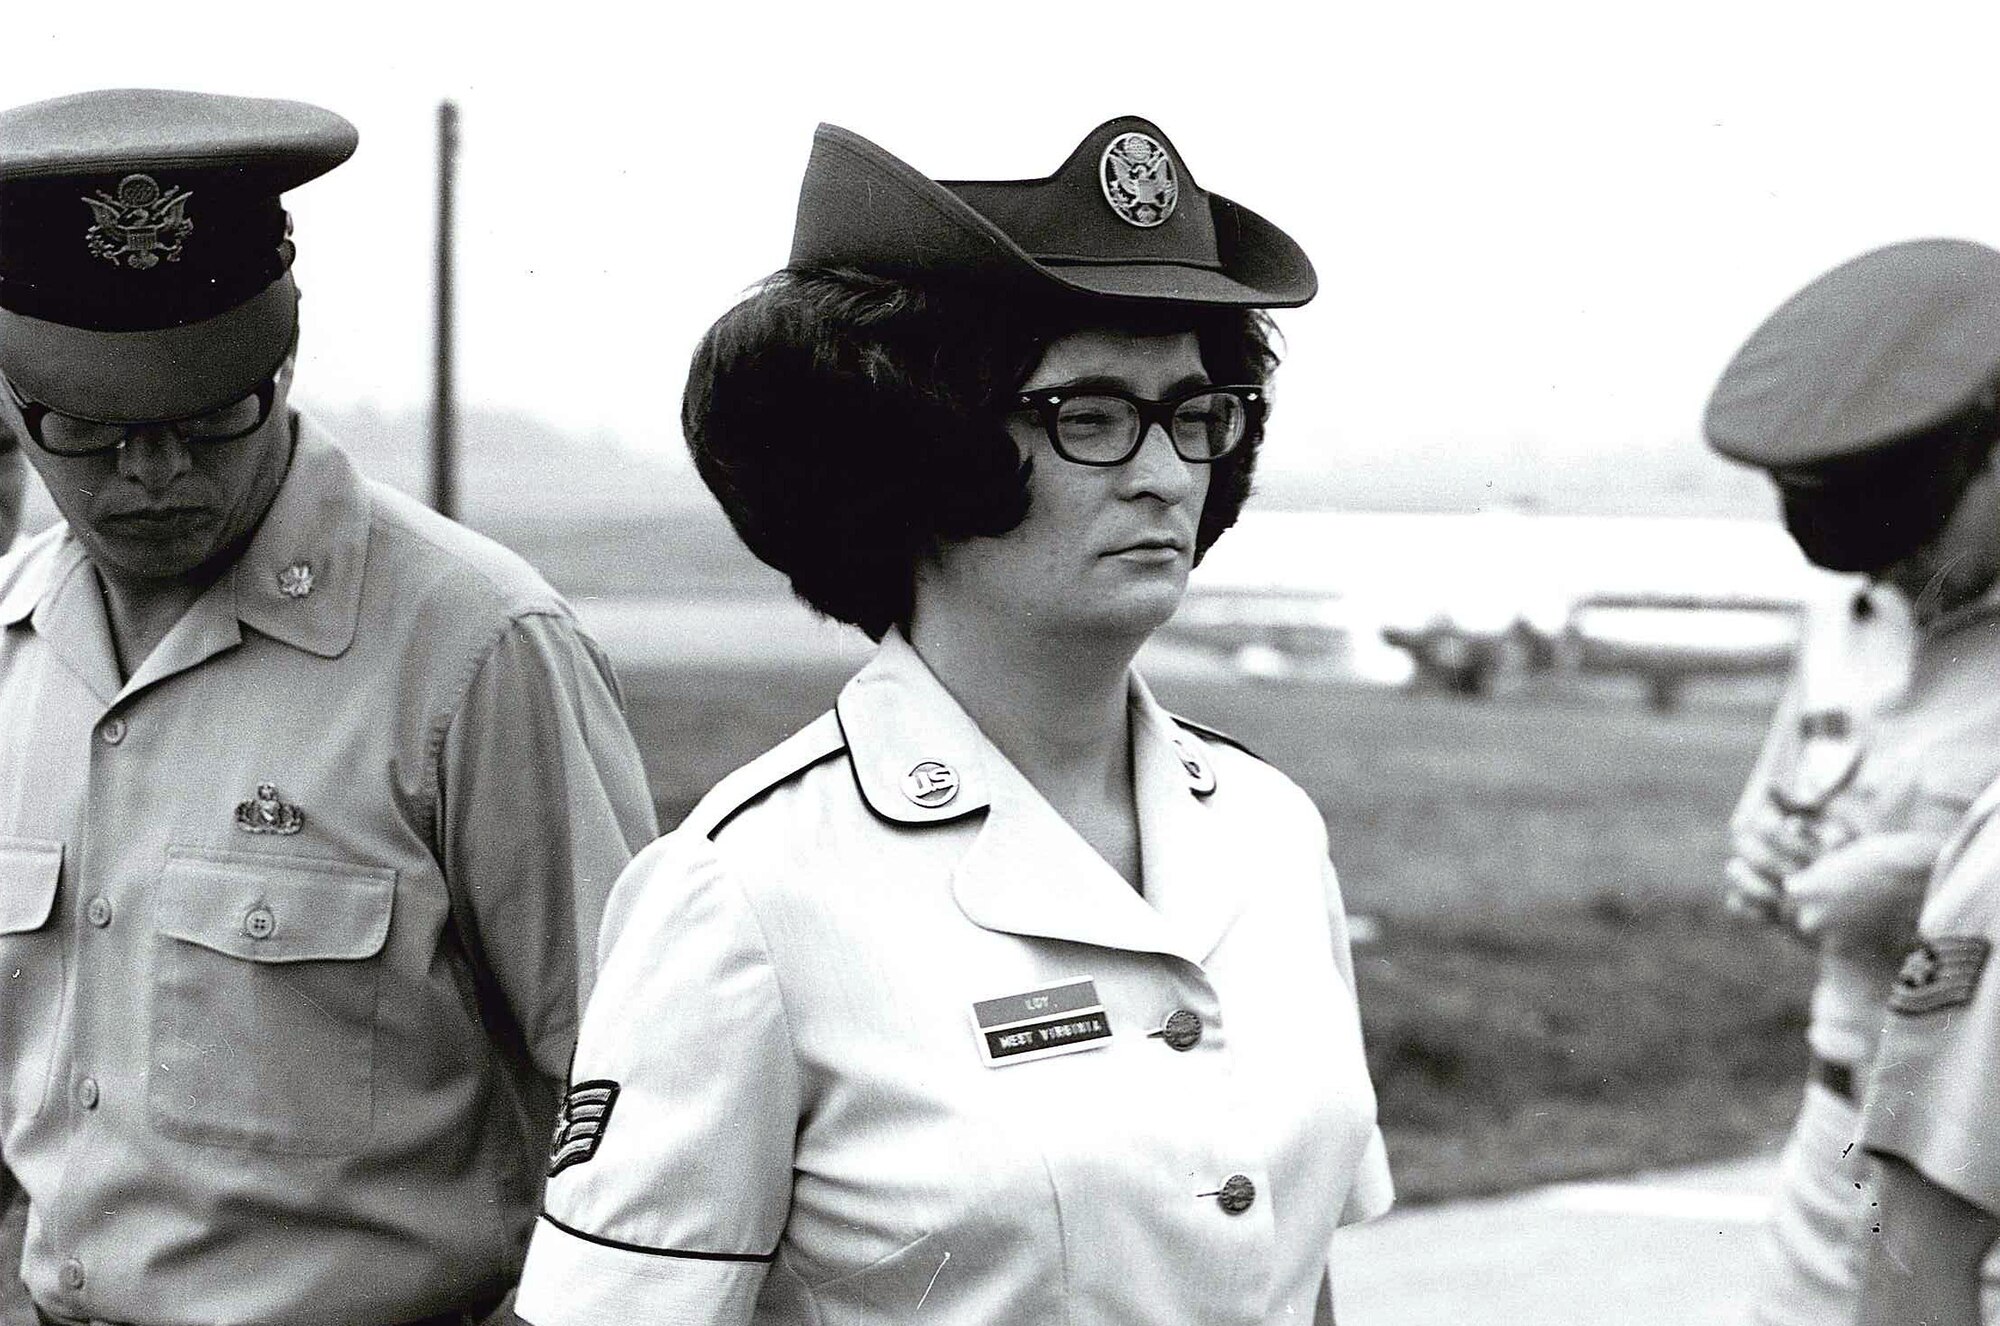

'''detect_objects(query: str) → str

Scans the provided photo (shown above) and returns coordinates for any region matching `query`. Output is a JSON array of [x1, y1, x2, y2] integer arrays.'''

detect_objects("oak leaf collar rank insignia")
[[82, 174, 195, 270], [234, 783, 305, 836], [276, 563, 314, 600], [1100, 132, 1178, 229], [550, 1080, 620, 1177], [1889, 936, 1991, 1015]]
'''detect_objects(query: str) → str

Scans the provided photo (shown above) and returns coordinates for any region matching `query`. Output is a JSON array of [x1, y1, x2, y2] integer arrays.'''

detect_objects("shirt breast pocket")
[[149, 847, 396, 1155], [0, 837, 63, 1115]]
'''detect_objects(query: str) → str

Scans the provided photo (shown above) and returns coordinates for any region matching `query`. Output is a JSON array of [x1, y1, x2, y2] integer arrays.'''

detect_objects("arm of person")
[[1320, 855, 1392, 1325], [1778, 828, 1941, 945], [1856, 794, 2000, 1326], [1855, 1152, 1998, 1326], [0, 1166, 31, 1326], [436, 612, 659, 1088], [514, 833, 801, 1326], [1723, 677, 1821, 924]]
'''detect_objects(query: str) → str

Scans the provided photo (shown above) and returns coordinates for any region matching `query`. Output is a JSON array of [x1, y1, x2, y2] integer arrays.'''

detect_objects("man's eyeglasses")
[[6, 378, 277, 458], [1012, 384, 1263, 467]]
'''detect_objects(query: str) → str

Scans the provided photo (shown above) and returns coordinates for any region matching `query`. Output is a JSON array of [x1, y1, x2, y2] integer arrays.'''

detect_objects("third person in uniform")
[[1703, 237, 2000, 1324]]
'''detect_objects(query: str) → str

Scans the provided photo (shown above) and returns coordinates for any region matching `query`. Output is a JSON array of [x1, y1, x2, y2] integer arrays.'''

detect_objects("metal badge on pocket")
[[234, 783, 304, 835], [970, 977, 1112, 1068]]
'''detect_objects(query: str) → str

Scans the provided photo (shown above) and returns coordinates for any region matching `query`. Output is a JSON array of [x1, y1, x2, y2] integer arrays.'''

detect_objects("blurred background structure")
[[14, 2, 1997, 1316]]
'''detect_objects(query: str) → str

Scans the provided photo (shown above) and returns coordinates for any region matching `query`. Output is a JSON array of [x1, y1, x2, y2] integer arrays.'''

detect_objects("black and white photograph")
[[4, 4, 2000, 1323]]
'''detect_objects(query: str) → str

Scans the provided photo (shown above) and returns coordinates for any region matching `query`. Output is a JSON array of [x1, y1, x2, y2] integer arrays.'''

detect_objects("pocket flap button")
[[243, 905, 276, 940]]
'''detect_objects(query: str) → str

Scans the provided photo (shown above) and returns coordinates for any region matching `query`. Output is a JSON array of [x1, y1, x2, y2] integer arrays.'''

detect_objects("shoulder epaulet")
[[685, 710, 849, 842], [1169, 714, 1262, 761]]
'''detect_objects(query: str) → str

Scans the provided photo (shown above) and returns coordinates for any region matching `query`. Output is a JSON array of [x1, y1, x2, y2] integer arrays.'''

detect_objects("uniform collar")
[[0, 524, 70, 628], [0, 412, 370, 704], [227, 411, 370, 660], [836, 632, 1240, 966], [833, 632, 1221, 825], [1921, 574, 2000, 642]]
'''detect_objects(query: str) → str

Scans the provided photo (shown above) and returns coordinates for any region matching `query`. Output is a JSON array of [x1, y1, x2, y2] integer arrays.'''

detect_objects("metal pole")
[[430, 100, 459, 519]]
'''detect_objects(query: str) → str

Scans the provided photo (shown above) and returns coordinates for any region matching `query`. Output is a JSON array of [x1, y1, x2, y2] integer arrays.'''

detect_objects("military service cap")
[[0, 88, 357, 421], [1705, 239, 2000, 469], [1704, 239, 2000, 573], [789, 116, 1315, 308]]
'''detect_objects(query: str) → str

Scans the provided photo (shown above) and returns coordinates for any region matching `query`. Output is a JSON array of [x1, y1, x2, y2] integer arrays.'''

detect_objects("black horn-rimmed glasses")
[[1013, 384, 1264, 467]]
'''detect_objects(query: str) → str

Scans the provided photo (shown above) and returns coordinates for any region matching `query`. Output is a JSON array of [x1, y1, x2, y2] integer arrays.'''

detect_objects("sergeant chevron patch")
[[1889, 937, 1992, 1015], [549, 1080, 620, 1177]]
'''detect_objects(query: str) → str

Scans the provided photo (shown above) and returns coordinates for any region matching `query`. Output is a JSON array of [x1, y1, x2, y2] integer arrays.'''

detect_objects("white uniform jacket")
[[518, 633, 1393, 1326]]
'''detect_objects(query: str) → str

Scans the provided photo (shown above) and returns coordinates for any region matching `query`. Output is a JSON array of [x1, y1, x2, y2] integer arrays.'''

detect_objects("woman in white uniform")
[[515, 116, 1393, 1326]]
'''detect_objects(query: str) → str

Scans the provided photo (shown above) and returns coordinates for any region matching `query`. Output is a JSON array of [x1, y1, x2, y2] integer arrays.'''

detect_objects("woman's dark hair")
[[683, 267, 1280, 640]]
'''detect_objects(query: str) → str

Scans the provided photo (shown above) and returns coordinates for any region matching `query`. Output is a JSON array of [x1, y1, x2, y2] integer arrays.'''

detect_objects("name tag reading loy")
[[971, 977, 1113, 1067]]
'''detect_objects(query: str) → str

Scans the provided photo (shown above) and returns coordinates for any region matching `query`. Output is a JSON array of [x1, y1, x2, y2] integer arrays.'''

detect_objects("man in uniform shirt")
[[0, 90, 658, 1325], [1704, 237, 2000, 1324]]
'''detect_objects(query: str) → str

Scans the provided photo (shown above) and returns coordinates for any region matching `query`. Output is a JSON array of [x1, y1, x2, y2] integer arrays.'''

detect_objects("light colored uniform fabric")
[[1744, 584, 2000, 1325], [1864, 775, 2000, 1322], [517, 632, 1392, 1326], [0, 418, 657, 1326], [1732, 585, 1915, 1067]]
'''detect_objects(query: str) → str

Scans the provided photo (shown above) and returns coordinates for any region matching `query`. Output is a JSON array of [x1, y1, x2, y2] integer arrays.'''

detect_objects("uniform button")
[[1217, 1173, 1256, 1214], [99, 717, 127, 746], [85, 896, 113, 928], [75, 1077, 98, 1110], [59, 1257, 84, 1290], [242, 905, 276, 940], [1156, 1009, 1203, 1051]]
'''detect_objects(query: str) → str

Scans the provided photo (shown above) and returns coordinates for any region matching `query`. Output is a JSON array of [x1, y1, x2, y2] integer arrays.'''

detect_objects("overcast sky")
[[13, 2, 2000, 474]]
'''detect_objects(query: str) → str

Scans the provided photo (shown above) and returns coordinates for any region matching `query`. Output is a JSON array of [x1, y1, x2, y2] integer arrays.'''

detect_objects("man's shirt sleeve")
[[435, 611, 658, 1084]]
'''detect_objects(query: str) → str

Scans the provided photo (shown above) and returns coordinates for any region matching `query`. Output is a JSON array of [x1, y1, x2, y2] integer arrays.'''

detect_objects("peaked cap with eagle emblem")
[[0, 88, 357, 421], [789, 116, 1316, 308]]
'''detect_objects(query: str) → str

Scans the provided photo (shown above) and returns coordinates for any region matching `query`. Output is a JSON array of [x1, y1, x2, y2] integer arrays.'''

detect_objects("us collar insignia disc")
[[82, 174, 195, 270], [549, 1079, 620, 1177], [234, 783, 305, 836], [970, 976, 1113, 1067], [1889, 936, 1991, 1014], [902, 760, 959, 808], [1100, 132, 1178, 228]]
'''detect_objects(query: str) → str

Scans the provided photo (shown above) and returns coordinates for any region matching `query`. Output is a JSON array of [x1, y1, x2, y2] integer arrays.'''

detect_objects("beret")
[[789, 116, 1315, 309], [1705, 238, 2000, 469], [0, 88, 356, 419]]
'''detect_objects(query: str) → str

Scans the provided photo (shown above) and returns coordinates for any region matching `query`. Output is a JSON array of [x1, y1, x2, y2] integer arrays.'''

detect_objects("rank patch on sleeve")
[[549, 1080, 619, 1177], [1889, 937, 1992, 1015]]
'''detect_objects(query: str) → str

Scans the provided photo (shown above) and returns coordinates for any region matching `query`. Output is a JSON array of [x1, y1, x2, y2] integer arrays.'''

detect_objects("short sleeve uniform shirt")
[[1863, 773, 2000, 1218], [518, 633, 1392, 1326], [0, 419, 657, 1324]]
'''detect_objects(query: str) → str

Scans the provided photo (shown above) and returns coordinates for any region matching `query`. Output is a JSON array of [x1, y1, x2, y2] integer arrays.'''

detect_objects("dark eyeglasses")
[[1012, 384, 1264, 467], [6, 378, 277, 458]]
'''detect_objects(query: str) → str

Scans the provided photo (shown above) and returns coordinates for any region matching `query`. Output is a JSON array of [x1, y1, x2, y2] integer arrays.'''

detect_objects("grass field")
[[616, 653, 1815, 1206]]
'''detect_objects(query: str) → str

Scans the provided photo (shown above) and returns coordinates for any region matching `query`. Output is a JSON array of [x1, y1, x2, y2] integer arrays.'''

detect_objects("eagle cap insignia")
[[82, 173, 195, 270], [1100, 132, 1178, 229], [234, 783, 305, 836]]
